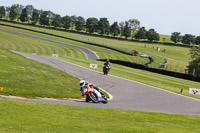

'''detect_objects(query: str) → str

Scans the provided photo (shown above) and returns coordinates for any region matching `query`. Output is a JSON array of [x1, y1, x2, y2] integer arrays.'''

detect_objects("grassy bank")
[[0, 49, 80, 98], [0, 98, 200, 133]]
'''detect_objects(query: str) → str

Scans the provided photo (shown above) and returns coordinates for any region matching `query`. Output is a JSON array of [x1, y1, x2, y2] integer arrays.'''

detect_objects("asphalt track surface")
[[1, 28, 200, 115], [11, 51, 200, 115]]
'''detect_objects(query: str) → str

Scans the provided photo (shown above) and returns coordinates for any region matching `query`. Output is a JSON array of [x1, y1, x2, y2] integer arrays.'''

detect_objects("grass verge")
[[0, 49, 80, 98], [0, 98, 200, 133]]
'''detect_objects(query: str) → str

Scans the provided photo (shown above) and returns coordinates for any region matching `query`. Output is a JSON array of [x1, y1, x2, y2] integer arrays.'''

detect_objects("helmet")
[[106, 59, 110, 62], [79, 80, 85, 87]]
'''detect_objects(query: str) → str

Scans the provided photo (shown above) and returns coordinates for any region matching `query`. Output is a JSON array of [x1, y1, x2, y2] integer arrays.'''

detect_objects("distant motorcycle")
[[103, 64, 111, 75], [81, 84, 108, 104]]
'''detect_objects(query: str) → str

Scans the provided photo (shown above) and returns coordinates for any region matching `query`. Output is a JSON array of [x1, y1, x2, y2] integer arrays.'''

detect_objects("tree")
[[5, 6, 10, 14], [190, 46, 200, 61], [9, 5, 18, 20], [188, 45, 200, 77], [122, 21, 131, 39], [26, 5, 34, 23], [51, 14, 63, 28], [5, 6, 11, 20], [0, 6, 6, 18], [134, 27, 147, 40], [110, 22, 120, 37], [20, 8, 27, 22], [39, 11, 50, 26], [31, 9, 39, 25], [98, 18, 110, 35], [47, 11, 55, 26], [171, 32, 182, 43], [86, 17, 98, 34], [195, 36, 200, 45], [70, 15, 76, 30], [9, 4, 24, 21], [146, 28, 160, 42], [62, 15, 71, 30], [128, 19, 140, 39], [75, 16, 85, 32], [182, 34, 195, 45], [119, 21, 125, 38], [14, 4, 24, 21]]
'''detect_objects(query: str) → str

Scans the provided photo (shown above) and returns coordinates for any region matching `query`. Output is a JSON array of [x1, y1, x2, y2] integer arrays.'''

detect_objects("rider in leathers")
[[103, 59, 111, 75], [79, 80, 106, 101]]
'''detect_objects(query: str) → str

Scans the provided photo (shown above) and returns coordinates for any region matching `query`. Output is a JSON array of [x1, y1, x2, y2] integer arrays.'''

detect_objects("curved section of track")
[[1, 28, 200, 115], [11, 51, 200, 115]]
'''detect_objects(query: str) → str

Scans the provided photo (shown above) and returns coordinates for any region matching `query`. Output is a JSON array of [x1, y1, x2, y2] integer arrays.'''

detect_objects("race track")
[[12, 51, 200, 115], [1, 28, 200, 115]]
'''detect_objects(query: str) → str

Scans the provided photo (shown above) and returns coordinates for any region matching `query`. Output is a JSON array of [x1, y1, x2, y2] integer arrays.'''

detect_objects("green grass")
[[159, 34, 172, 43], [0, 22, 190, 73], [0, 49, 81, 98], [0, 25, 150, 65], [0, 28, 86, 59], [0, 98, 200, 133]]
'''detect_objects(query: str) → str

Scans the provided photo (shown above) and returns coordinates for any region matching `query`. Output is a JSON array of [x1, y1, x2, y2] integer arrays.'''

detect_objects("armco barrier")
[[98, 59, 200, 82]]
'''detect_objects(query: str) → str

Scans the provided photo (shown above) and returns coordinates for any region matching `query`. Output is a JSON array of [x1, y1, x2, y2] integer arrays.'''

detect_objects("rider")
[[104, 59, 111, 68], [103, 59, 111, 75], [79, 80, 105, 98]]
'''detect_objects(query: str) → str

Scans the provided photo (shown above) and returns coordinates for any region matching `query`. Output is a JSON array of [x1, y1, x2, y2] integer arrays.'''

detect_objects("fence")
[[98, 59, 200, 82]]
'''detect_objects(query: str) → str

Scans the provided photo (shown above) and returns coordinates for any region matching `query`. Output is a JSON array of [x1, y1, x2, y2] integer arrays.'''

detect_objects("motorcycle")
[[103, 64, 110, 75], [81, 84, 108, 104]]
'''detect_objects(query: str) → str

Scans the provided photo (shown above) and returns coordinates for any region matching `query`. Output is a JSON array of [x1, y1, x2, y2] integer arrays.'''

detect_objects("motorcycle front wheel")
[[88, 92, 98, 103]]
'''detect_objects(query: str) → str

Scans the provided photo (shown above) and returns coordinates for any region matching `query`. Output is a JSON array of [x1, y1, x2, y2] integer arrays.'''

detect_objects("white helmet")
[[79, 80, 85, 87]]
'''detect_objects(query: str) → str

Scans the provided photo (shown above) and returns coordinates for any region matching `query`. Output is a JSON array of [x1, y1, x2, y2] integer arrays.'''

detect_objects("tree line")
[[0, 4, 200, 45], [0, 4, 159, 42], [171, 32, 200, 45]]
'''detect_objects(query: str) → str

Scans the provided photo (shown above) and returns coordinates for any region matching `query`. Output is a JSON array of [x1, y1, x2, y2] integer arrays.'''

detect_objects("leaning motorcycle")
[[81, 84, 108, 104]]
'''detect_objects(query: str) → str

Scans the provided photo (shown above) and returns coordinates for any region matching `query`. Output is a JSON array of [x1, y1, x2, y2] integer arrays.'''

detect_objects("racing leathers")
[[80, 83, 105, 97]]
